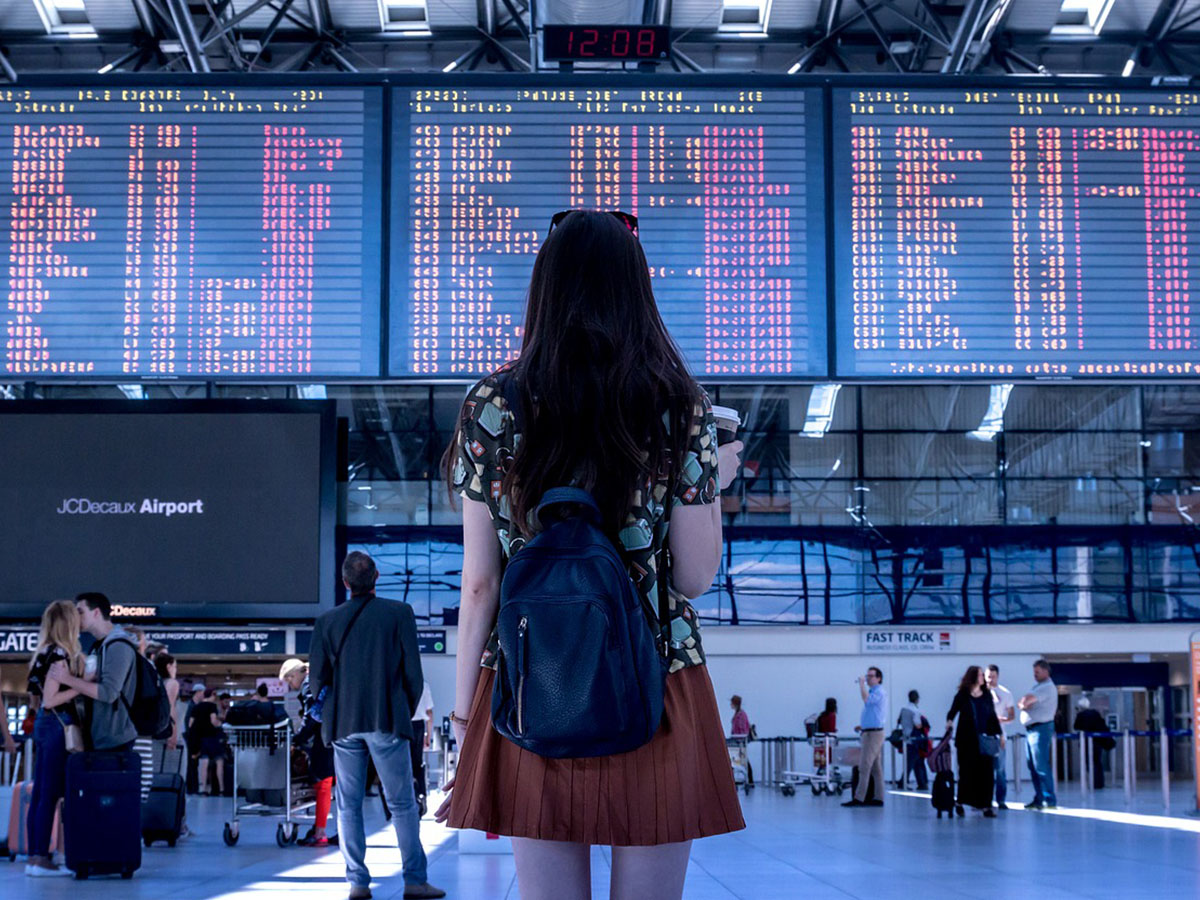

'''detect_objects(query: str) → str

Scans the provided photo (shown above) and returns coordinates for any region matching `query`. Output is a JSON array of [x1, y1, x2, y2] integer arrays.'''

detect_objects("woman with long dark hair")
[[946, 664, 1004, 818], [436, 210, 745, 900]]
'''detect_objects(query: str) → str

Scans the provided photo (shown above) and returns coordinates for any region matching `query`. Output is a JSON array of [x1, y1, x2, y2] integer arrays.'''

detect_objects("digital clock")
[[542, 25, 670, 62]]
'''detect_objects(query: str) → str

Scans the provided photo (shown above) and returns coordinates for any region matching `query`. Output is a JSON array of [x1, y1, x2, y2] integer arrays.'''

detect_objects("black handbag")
[[978, 734, 1001, 757]]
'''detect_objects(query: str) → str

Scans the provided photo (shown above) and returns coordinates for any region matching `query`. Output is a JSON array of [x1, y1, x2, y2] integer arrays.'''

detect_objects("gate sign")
[[1190, 630, 1200, 814], [861, 628, 955, 654]]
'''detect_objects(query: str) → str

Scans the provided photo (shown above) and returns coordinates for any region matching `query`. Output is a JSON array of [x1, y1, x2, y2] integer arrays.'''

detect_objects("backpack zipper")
[[516, 615, 528, 735]]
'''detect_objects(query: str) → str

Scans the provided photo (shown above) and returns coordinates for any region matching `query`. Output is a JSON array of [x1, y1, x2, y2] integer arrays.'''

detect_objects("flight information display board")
[[832, 85, 1200, 378], [391, 84, 826, 377], [1, 85, 383, 378]]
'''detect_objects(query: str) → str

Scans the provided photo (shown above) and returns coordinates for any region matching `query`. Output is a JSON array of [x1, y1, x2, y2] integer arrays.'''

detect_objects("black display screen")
[[833, 85, 1200, 378], [392, 84, 827, 378], [541, 25, 671, 61], [0, 402, 336, 620], [0, 85, 383, 378]]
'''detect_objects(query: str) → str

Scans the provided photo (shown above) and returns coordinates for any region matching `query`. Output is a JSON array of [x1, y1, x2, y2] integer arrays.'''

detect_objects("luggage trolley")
[[782, 734, 858, 796], [726, 737, 752, 795], [221, 719, 310, 848]]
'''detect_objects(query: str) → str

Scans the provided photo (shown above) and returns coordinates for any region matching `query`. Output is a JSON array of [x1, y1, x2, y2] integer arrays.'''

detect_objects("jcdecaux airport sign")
[[861, 628, 956, 654]]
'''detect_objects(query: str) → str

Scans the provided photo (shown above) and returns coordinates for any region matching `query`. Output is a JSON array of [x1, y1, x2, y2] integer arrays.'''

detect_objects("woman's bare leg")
[[511, 837, 591, 900], [610, 840, 692, 900]]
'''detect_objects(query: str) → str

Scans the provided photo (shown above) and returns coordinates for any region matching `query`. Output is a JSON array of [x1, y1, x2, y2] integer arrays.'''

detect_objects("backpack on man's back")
[[100, 638, 173, 740]]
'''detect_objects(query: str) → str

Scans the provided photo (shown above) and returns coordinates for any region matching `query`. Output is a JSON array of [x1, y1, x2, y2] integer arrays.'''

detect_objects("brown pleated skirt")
[[448, 664, 746, 846]]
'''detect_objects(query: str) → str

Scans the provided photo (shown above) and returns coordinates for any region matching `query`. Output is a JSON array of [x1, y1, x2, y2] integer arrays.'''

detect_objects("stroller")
[[927, 731, 957, 819]]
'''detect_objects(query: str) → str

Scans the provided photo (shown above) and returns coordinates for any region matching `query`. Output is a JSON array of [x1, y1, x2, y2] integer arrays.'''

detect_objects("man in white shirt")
[[897, 691, 928, 790], [1017, 659, 1058, 809], [987, 665, 1015, 810]]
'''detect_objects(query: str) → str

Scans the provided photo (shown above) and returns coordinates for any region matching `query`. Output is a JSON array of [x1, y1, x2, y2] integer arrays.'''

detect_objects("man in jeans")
[[843, 666, 888, 808], [310, 552, 444, 900], [1018, 658, 1058, 810], [51, 592, 137, 752], [987, 665, 1016, 810]]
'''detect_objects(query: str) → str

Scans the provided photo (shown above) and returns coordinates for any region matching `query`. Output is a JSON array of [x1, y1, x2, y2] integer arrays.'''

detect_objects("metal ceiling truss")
[[88, 0, 367, 72], [3, 0, 1200, 77]]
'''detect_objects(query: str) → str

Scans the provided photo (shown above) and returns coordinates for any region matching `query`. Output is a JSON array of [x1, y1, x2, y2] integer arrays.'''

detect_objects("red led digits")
[[405, 89, 808, 376], [2, 90, 365, 377], [845, 89, 1200, 376]]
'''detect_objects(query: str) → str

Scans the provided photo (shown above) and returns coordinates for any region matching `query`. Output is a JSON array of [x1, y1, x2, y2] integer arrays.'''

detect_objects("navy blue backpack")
[[491, 487, 672, 758]]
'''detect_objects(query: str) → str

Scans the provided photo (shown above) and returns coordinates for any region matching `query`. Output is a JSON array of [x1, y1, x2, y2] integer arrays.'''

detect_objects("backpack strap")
[[99, 636, 140, 719]]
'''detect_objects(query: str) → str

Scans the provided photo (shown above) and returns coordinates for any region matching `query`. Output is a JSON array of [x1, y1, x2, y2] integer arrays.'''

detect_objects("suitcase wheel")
[[167, 838, 177, 848], [75, 867, 89, 880], [276, 823, 298, 847], [223, 823, 239, 846], [121, 869, 134, 879], [781, 784, 796, 797], [144, 836, 153, 848]]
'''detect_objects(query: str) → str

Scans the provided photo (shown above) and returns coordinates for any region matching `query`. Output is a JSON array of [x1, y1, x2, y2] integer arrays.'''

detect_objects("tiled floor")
[[4, 782, 1200, 899]]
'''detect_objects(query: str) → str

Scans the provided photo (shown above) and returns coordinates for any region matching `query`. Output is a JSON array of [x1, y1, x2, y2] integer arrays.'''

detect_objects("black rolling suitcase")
[[931, 771, 956, 819], [142, 748, 185, 847], [65, 751, 142, 879]]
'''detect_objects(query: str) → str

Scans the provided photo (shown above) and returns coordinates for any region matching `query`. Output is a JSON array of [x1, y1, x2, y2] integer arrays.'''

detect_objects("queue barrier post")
[[1081, 733, 1090, 801], [1012, 733, 1022, 795], [1123, 729, 1133, 804], [1161, 727, 1171, 811], [1051, 731, 1058, 791]]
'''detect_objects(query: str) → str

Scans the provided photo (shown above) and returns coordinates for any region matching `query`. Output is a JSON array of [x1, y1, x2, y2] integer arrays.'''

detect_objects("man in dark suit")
[[310, 552, 444, 900]]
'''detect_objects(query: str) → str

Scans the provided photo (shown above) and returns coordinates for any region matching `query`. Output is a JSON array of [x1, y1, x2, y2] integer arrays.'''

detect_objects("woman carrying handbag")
[[946, 665, 1004, 818], [25, 599, 86, 876], [436, 210, 746, 900]]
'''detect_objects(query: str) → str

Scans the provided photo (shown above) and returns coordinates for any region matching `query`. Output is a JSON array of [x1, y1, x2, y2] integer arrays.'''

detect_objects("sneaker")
[[1043, 803, 1058, 810], [26, 864, 73, 877], [1024, 801, 1043, 810], [298, 833, 330, 847], [841, 799, 864, 807], [995, 803, 1008, 811], [864, 799, 884, 807], [403, 885, 447, 900], [983, 809, 997, 818]]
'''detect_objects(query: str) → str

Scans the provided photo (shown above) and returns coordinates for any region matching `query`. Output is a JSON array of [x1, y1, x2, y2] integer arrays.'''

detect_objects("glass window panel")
[[862, 385, 991, 431], [996, 545, 1058, 621], [1005, 479, 1143, 524], [1144, 543, 1200, 620], [861, 480, 1001, 526], [863, 433, 997, 479], [1147, 478, 1200, 524], [1005, 432, 1141, 478], [333, 385, 430, 432], [719, 384, 857, 432], [347, 480, 431, 526], [1004, 386, 1138, 431], [1144, 386, 1200, 430], [348, 431, 434, 481], [212, 385, 293, 398], [348, 538, 465, 625]]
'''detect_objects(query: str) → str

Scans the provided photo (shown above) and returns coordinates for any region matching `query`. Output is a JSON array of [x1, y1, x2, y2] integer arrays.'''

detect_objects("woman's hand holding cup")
[[711, 405, 743, 492]]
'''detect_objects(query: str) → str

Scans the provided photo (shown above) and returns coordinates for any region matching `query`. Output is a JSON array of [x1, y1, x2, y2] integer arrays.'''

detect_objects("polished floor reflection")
[[2, 783, 1199, 899]]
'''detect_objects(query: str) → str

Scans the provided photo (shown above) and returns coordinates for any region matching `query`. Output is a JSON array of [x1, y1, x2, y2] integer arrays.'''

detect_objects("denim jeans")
[[993, 746, 1007, 805], [1025, 722, 1057, 806], [333, 732, 428, 888], [28, 711, 68, 857]]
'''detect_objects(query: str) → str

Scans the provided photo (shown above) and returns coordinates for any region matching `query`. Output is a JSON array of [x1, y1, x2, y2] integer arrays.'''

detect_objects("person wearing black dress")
[[946, 665, 1004, 818]]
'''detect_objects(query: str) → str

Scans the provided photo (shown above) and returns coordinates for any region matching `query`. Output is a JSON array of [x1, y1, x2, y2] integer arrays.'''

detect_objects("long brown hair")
[[30, 599, 84, 677], [444, 210, 701, 539], [958, 665, 983, 695]]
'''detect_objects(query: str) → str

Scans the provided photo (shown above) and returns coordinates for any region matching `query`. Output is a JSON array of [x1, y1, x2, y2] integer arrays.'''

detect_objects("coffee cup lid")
[[710, 405, 741, 427]]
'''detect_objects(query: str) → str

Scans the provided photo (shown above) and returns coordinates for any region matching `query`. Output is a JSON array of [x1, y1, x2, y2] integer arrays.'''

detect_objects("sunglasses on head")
[[548, 209, 639, 239]]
